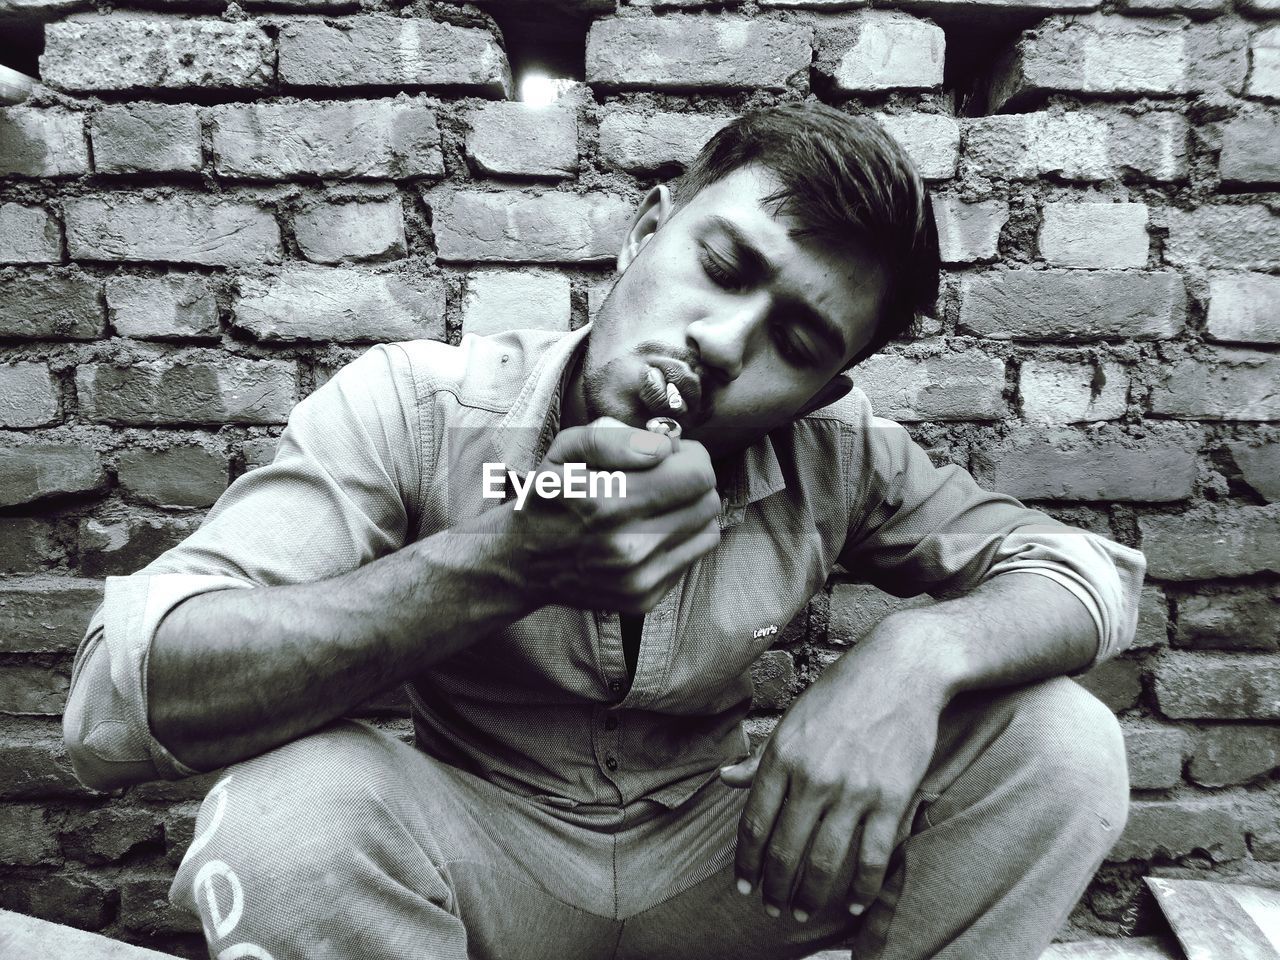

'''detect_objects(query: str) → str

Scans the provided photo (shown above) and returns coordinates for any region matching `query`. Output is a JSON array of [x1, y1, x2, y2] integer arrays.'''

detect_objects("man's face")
[[577, 164, 890, 460]]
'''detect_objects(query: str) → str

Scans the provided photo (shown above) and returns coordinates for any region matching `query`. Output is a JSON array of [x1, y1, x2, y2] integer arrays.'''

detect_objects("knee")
[[1001, 676, 1130, 833], [176, 720, 411, 877]]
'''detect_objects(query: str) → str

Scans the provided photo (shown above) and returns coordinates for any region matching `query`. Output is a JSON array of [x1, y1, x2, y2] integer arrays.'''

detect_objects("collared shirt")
[[63, 324, 1146, 807]]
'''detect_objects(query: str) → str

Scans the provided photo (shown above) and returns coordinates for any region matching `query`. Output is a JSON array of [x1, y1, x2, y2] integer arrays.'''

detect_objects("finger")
[[846, 806, 900, 917], [791, 799, 865, 922], [734, 753, 787, 898], [718, 747, 761, 788], [758, 789, 826, 920], [546, 417, 674, 470]]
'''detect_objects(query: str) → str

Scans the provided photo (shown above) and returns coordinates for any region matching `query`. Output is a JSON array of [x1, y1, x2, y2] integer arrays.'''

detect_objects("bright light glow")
[[519, 73, 573, 106]]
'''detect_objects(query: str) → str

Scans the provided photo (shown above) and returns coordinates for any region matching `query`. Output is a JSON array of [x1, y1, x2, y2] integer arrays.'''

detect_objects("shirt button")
[[605, 755, 618, 771], [605, 715, 618, 730], [608, 679, 623, 693]]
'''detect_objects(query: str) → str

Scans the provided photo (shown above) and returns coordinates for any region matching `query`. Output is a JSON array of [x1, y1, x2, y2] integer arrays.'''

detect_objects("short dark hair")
[[670, 101, 940, 369]]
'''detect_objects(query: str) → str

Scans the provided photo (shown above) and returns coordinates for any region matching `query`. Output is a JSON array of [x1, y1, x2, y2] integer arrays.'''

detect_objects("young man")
[[64, 102, 1145, 960]]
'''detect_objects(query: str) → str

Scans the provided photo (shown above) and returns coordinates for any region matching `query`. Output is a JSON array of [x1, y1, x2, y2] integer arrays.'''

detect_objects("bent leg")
[[853, 676, 1130, 960], [169, 719, 623, 960]]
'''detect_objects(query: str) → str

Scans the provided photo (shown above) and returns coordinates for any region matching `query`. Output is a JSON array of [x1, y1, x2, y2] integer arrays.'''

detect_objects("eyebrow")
[[705, 215, 850, 358]]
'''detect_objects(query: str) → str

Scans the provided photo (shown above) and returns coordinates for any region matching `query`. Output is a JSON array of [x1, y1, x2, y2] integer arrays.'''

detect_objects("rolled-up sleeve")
[[63, 343, 424, 791], [838, 405, 1146, 671]]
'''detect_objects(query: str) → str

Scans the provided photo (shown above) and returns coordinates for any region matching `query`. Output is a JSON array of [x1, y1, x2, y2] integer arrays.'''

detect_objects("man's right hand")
[[508, 417, 722, 613]]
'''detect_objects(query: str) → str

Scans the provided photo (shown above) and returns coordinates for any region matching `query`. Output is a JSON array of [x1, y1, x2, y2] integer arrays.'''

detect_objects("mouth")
[[637, 358, 703, 424]]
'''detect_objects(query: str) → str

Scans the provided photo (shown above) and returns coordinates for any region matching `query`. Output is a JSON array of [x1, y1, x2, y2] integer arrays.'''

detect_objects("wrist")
[[856, 611, 966, 709]]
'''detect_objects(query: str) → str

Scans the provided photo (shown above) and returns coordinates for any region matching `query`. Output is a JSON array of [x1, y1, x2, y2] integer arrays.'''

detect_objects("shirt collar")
[[493, 322, 788, 515]]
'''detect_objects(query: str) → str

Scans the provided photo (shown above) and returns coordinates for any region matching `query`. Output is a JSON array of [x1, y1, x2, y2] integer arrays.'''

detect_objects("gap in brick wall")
[[482, 3, 588, 98], [0, 20, 43, 82], [929, 9, 1040, 116]]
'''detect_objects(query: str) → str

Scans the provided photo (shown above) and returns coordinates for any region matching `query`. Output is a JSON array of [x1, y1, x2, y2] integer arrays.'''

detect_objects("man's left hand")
[[718, 632, 948, 922]]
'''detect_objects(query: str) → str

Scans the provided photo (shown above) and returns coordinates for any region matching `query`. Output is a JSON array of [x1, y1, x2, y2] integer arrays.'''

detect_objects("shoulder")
[[388, 328, 572, 412]]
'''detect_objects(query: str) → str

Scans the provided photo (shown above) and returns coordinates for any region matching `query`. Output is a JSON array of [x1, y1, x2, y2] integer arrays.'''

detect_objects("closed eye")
[[698, 245, 749, 291]]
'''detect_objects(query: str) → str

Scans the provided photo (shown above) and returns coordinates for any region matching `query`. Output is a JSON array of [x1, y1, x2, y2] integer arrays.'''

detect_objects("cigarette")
[[666, 382, 684, 411]]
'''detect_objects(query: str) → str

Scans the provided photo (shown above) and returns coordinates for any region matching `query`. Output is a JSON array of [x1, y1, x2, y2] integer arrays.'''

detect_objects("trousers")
[[169, 676, 1129, 960]]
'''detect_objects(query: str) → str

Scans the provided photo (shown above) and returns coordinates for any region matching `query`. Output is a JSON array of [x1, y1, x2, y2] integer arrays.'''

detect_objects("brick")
[[1252, 827, 1280, 862], [1219, 115, 1280, 185], [76, 358, 299, 425], [0, 578, 103, 654], [1107, 111, 1189, 182], [1018, 359, 1127, 423], [59, 806, 163, 864], [211, 101, 444, 180], [817, 12, 944, 92], [0, 663, 70, 714], [964, 113, 1110, 182], [0, 721, 98, 798], [1241, 0, 1280, 12], [854, 350, 1005, 421], [120, 875, 201, 934], [1076, 657, 1143, 712], [1162, 205, 1280, 270], [829, 583, 932, 645], [0, 444, 107, 507], [294, 200, 406, 264], [233, 266, 444, 343], [0, 805, 59, 865], [117, 445, 228, 508], [1122, 723, 1187, 790], [240, 436, 280, 471], [1148, 348, 1280, 420], [1132, 585, 1170, 651], [432, 190, 633, 264], [5, 873, 113, 930], [586, 276, 617, 320], [1229, 440, 1280, 502], [759, 0, 866, 5], [1141, 505, 1279, 580], [0, 107, 88, 176], [932, 196, 1006, 264], [874, 113, 959, 182], [586, 17, 813, 91], [42, 16, 272, 91], [1249, 25, 1280, 99], [0, 518, 59, 574], [877, 0, 1098, 8], [90, 103, 201, 174], [959, 270, 1184, 340], [0, 272, 104, 340], [1153, 652, 1280, 719], [750, 649, 796, 710], [77, 515, 201, 578], [1206, 273, 1280, 344], [1039, 202, 1149, 269], [466, 102, 576, 179], [1177, 589, 1279, 652], [164, 800, 201, 865], [461, 270, 572, 337], [972, 430, 1195, 502], [1122, 0, 1224, 10], [277, 18, 510, 96], [65, 195, 281, 267], [106, 274, 220, 341], [598, 111, 731, 173], [0, 204, 60, 264], [1110, 799, 1246, 861], [1189, 726, 1280, 787], [990, 16, 1246, 110]]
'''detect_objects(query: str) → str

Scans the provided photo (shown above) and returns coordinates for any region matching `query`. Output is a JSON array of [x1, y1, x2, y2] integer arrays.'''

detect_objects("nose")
[[686, 294, 770, 383]]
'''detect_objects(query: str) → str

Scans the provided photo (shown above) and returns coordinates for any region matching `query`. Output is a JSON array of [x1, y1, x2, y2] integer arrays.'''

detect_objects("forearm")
[[852, 572, 1101, 707], [147, 503, 535, 771]]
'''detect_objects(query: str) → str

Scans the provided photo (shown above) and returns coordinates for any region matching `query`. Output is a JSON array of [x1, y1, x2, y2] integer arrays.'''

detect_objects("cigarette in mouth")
[[666, 382, 684, 411]]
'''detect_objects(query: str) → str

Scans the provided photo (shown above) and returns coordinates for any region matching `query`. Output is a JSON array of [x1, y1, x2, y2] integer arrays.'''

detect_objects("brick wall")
[[0, 0, 1276, 954]]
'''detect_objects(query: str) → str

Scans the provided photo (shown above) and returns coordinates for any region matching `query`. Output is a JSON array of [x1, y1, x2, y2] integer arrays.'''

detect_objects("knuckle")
[[765, 846, 798, 869], [739, 816, 768, 840]]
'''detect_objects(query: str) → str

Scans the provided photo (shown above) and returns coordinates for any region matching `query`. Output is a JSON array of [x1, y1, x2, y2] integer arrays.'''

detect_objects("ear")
[[617, 184, 674, 274], [794, 374, 852, 419]]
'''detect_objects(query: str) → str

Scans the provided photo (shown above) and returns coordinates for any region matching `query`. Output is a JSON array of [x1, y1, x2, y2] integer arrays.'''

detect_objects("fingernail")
[[736, 878, 751, 895], [848, 903, 865, 916], [766, 904, 780, 918], [793, 909, 809, 923], [630, 431, 664, 454]]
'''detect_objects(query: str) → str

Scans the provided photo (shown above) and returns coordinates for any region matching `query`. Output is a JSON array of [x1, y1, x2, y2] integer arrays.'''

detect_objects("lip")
[[647, 357, 703, 423]]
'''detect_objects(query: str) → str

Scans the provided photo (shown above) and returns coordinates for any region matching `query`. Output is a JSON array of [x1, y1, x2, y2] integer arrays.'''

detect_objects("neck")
[[560, 343, 590, 432]]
